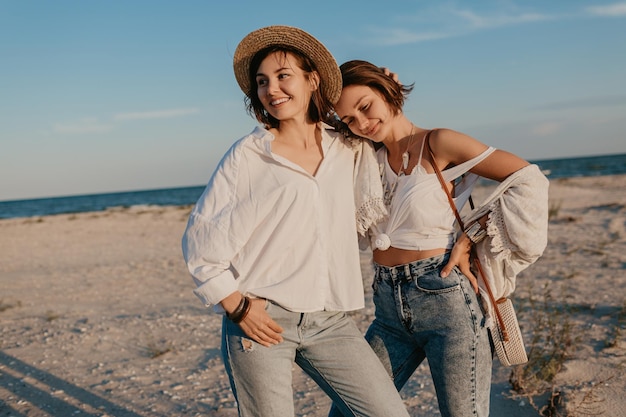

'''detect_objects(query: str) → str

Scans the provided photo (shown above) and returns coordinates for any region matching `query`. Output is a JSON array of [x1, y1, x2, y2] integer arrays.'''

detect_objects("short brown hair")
[[245, 47, 333, 129], [339, 60, 414, 114]]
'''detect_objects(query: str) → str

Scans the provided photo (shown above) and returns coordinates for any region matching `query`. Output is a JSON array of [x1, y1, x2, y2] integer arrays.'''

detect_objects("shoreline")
[[2, 171, 625, 220]]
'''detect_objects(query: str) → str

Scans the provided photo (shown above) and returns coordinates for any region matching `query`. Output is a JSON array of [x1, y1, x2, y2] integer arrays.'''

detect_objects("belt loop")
[[404, 264, 411, 279], [389, 266, 397, 283]]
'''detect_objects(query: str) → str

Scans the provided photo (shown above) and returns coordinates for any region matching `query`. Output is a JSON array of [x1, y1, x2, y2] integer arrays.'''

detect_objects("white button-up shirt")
[[182, 126, 364, 313]]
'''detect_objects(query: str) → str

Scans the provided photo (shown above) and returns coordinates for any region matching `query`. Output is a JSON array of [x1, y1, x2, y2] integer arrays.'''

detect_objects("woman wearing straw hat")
[[182, 26, 410, 417], [330, 60, 549, 417]]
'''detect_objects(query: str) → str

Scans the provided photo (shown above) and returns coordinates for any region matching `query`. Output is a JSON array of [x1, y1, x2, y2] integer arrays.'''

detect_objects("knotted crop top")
[[370, 140, 496, 252]]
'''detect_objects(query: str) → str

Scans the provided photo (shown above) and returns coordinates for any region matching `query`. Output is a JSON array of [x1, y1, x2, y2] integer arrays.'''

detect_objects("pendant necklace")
[[401, 125, 416, 173], [382, 125, 416, 206]]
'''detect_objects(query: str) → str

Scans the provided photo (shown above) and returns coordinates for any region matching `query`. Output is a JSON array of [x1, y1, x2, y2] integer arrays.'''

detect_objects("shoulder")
[[202, 128, 268, 200], [238, 125, 273, 147], [429, 128, 473, 146], [428, 128, 489, 163], [207, 127, 269, 183], [323, 124, 345, 140], [322, 123, 351, 145], [225, 126, 272, 157], [321, 123, 361, 154]]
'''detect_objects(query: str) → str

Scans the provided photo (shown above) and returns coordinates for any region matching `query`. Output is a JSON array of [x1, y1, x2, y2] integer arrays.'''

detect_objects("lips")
[[365, 122, 379, 137]]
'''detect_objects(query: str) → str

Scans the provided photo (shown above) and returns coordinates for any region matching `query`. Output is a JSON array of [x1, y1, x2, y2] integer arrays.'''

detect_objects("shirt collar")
[[249, 124, 337, 156]]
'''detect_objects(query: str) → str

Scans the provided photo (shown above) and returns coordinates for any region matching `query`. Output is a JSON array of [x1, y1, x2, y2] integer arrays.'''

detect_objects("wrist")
[[221, 292, 244, 314], [226, 296, 251, 324]]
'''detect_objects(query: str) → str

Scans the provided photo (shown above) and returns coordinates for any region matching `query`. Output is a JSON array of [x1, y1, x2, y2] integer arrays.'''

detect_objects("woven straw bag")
[[426, 130, 528, 367], [490, 298, 528, 366]]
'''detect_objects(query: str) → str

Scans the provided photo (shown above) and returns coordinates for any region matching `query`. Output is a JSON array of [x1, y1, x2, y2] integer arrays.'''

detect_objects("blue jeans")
[[222, 300, 410, 417], [330, 253, 492, 417]]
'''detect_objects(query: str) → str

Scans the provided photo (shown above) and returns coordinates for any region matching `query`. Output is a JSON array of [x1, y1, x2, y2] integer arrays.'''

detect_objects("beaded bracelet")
[[464, 221, 487, 244], [228, 296, 251, 324]]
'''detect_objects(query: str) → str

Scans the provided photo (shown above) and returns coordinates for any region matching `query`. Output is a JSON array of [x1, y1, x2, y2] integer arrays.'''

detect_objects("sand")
[[1, 175, 625, 417]]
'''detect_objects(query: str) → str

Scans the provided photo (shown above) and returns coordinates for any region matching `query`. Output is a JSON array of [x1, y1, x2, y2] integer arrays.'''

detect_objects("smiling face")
[[335, 84, 396, 142], [255, 51, 320, 124]]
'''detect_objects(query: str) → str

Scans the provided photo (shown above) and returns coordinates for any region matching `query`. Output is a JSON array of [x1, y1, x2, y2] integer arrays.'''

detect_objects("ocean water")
[[531, 152, 626, 179], [1, 153, 625, 219]]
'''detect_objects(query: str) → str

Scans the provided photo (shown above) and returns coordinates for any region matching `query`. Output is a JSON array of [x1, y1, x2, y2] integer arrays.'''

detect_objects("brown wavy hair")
[[339, 60, 414, 114]]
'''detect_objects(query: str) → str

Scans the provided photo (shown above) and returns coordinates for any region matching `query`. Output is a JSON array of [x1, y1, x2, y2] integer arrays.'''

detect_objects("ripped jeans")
[[221, 301, 410, 417], [364, 253, 492, 417]]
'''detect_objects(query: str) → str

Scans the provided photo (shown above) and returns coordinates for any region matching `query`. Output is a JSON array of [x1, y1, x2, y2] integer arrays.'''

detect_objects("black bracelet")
[[237, 297, 252, 324], [228, 296, 251, 324], [227, 296, 246, 321]]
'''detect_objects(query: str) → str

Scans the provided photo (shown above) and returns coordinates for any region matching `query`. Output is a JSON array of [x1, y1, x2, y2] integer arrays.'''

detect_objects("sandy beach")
[[1, 174, 625, 417]]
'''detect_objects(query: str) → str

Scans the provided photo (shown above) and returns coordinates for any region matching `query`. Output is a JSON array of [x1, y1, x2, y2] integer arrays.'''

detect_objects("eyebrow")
[[256, 66, 291, 78]]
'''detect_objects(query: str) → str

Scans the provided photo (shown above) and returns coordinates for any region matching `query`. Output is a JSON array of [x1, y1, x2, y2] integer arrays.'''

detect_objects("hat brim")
[[233, 25, 341, 104]]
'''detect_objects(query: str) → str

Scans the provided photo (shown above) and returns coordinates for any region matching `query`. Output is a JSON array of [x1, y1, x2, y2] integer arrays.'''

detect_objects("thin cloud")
[[368, 28, 452, 46], [53, 118, 113, 135], [365, 3, 624, 47], [586, 2, 626, 17], [52, 107, 201, 135], [114, 107, 200, 121], [453, 9, 549, 29], [368, 7, 550, 46]]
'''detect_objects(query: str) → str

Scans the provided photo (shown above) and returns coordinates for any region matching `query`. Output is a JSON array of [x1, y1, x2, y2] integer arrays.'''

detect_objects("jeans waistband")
[[374, 253, 449, 283]]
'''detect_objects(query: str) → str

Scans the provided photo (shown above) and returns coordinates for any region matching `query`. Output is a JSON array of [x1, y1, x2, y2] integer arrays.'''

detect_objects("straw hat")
[[233, 25, 341, 104]]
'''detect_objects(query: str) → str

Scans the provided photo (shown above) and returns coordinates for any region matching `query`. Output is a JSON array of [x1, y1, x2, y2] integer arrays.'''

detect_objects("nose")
[[266, 78, 280, 95], [355, 114, 369, 132]]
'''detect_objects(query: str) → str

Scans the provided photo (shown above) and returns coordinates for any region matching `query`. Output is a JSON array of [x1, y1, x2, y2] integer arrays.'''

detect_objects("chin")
[[367, 130, 384, 143]]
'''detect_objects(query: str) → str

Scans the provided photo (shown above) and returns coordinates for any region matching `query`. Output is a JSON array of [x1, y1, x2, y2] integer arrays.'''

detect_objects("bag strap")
[[425, 130, 509, 341]]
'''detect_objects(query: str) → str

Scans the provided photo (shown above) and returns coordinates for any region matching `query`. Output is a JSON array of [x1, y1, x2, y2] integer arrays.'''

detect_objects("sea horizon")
[[1, 152, 625, 219]]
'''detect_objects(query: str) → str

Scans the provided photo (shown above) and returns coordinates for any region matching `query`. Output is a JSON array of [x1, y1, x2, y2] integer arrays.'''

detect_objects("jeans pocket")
[[414, 267, 462, 294], [372, 272, 383, 294]]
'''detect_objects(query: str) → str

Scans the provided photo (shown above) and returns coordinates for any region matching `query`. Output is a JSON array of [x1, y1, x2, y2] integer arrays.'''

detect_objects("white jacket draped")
[[463, 164, 549, 322]]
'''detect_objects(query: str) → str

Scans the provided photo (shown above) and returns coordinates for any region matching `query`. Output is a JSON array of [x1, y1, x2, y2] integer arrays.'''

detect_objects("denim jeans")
[[367, 253, 492, 417], [222, 300, 410, 417]]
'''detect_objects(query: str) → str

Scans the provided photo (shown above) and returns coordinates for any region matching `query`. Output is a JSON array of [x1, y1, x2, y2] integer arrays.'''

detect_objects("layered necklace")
[[382, 125, 416, 206]]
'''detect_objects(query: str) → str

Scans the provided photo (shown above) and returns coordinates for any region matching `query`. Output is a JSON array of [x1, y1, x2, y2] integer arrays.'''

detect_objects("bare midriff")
[[373, 247, 448, 267]]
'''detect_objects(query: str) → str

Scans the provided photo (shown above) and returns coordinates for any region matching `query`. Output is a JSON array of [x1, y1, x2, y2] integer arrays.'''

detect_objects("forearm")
[[220, 291, 251, 324], [221, 291, 245, 314]]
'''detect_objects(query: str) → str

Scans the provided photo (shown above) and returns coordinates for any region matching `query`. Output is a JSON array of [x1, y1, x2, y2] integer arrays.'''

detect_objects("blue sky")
[[1, 1, 625, 201]]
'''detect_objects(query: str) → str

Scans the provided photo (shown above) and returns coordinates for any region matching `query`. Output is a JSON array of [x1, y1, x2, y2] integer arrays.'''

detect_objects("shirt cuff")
[[192, 269, 238, 308]]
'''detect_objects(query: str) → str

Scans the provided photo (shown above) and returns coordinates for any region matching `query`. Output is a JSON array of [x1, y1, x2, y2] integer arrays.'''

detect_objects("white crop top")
[[370, 142, 496, 252]]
